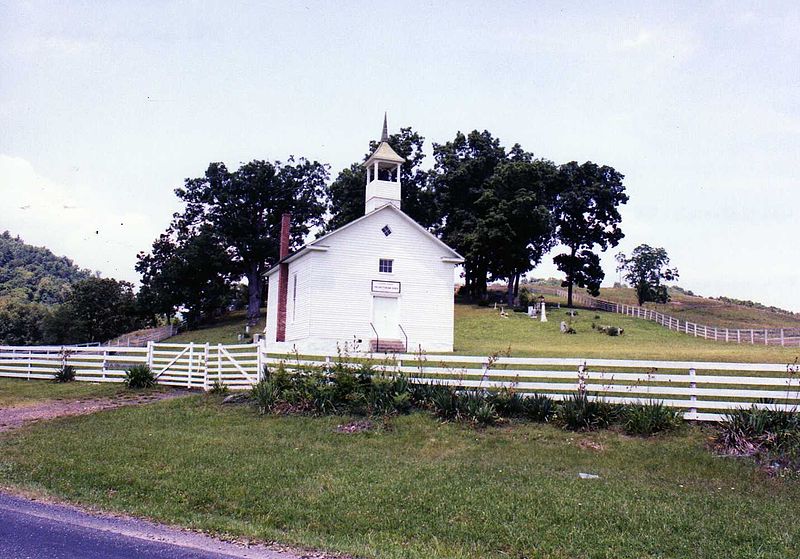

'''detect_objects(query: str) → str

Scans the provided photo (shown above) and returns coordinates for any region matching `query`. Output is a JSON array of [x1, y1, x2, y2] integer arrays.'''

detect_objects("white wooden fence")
[[544, 288, 800, 347], [2, 342, 799, 422]]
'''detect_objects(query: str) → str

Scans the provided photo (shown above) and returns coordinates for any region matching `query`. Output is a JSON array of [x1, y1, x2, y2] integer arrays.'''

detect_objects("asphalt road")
[[0, 492, 306, 559]]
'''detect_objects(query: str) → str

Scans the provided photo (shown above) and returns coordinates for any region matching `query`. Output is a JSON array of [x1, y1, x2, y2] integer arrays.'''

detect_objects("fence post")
[[146, 341, 154, 370], [256, 340, 264, 383], [188, 342, 194, 388], [781, 329, 785, 347], [102, 349, 108, 380], [750, 330, 754, 344], [688, 368, 697, 419], [764, 329, 768, 346], [27, 348, 31, 380], [203, 342, 210, 391]]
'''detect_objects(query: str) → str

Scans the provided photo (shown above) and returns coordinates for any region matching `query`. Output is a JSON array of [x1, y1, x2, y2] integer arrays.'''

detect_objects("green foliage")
[[53, 364, 76, 383], [124, 364, 156, 389], [622, 401, 682, 436], [719, 406, 800, 457], [523, 393, 557, 422], [172, 158, 329, 324], [616, 244, 679, 306], [43, 277, 143, 344], [557, 394, 621, 431], [136, 228, 235, 328], [208, 379, 229, 396], [0, 298, 49, 345], [0, 231, 90, 305], [251, 378, 280, 415], [488, 388, 526, 418], [552, 161, 628, 306]]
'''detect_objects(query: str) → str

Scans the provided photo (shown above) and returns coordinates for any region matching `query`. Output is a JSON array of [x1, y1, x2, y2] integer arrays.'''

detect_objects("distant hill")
[[0, 231, 91, 305], [595, 286, 800, 329]]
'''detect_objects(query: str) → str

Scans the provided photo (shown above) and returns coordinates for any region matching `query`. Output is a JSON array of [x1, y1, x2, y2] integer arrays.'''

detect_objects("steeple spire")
[[381, 112, 388, 142]]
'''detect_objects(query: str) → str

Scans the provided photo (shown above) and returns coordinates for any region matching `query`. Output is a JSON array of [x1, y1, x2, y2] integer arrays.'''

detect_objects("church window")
[[379, 259, 393, 273], [382, 225, 392, 236]]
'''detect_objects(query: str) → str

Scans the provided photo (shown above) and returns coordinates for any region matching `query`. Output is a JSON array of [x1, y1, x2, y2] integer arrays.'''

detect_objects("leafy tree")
[[0, 299, 49, 345], [477, 157, 558, 305], [136, 227, 234, 328], [431, 130, 509, 300], [174, 158, 329, 324], [43, 277, 142, 344], [0, 231, 90, 304], [326, 127, 435, 231], [616, 244, 679, 306], [552, 161, 628, 306]]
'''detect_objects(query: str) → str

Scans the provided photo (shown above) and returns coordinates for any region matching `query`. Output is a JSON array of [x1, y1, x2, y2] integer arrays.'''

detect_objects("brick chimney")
[[276, 213, 291, 342]]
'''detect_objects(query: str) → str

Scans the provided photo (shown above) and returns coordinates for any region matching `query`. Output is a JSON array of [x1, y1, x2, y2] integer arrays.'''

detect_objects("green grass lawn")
[[165, 304, 798, 364], [0, 396, 797, 559], [0, 378, 127, 408], [165, 310, 266, 345], [454, 304, 799, 363]]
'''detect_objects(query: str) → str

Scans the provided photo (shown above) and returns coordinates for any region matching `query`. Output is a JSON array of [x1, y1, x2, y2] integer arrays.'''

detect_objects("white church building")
[[264, 118, 463, 354]]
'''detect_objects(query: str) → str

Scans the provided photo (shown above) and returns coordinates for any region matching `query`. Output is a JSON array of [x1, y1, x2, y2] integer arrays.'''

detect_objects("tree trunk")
[[245, 263, 262, 326], [513, 272, 520, 297], [567, 246, 576, 308], [506, 276, 515, 307]]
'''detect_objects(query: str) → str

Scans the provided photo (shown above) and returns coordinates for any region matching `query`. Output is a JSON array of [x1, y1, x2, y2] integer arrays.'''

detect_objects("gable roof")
[[265, 204, 463, 276], [364, 141, 405, 167]]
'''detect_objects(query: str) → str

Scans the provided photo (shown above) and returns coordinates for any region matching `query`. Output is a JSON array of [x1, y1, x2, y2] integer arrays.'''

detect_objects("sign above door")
[[371, 280, 401, 294]]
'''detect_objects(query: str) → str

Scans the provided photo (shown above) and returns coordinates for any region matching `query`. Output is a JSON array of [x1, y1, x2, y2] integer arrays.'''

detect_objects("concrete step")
[[369, 339, 406, 353]]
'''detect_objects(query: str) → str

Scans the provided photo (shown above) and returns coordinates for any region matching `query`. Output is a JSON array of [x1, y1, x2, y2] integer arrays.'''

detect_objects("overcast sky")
[[1, 1, 798, 309]]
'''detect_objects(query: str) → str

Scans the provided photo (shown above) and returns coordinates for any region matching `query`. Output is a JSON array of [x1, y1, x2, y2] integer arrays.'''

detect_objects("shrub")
[[623, 401, 681, 436], [251, 378, 280, 415], [557, 394, 621, 431], [523, 393, 556, 422], [208, 379, 229, 395], [124, 364, 156, 389], [459, 390, 498, 426], [428, 385, 462, 420], [53, 364, 76, 383], [719, 405, 800, 456], [488, 388, 526, 418]]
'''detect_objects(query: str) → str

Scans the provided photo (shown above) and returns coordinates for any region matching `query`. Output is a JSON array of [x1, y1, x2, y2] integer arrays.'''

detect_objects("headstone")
[[560, 321, 568, 333], [528, 305, 536, 317], [540, 300, 548, 322]]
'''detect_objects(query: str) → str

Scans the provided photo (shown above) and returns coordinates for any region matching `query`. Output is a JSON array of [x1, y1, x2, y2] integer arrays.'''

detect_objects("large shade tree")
[[553, 161, 628, 307], [136, 227, 235, 328], [476, 155, 559, 305], [431, 130, 509, 300], [326, 127, 435, 231], [173, 158, 329, 324]]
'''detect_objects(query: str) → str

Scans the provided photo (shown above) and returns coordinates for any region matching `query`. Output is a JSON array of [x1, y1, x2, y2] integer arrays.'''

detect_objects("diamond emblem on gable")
[[381, 225, 392, 236]]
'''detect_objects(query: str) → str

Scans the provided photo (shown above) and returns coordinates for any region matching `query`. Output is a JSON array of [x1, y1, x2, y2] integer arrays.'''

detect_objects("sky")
[[1, 1, 799, 309]]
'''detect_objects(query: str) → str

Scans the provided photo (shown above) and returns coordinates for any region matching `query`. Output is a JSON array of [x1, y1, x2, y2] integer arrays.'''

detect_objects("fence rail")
[[2, 343, 799, 422], [538, 287, 800, 347]]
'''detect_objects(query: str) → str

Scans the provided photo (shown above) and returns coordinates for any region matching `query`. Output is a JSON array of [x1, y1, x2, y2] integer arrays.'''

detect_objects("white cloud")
[[0, 155, 154, 284]]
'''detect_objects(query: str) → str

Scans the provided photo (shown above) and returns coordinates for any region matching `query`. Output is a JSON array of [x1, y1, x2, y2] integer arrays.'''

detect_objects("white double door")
[[372, 296, 400, 339]]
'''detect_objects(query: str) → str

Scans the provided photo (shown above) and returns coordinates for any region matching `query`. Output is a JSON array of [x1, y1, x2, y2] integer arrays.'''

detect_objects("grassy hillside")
[[594, 287, 800, 329], [165, 310, 265, 345], [167, 304, 798, 363]]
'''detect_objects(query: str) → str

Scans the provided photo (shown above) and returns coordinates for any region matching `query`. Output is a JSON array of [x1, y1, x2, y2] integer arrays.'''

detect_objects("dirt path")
[[0, 390, 189, 433]]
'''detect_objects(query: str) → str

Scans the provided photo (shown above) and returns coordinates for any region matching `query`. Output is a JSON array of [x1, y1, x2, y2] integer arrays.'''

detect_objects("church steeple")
[[364, 114, 405, 214]]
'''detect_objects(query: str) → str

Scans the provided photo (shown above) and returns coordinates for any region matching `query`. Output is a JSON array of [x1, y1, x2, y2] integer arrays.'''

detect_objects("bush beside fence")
[[1, 342, 799, 422]]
